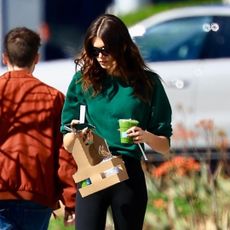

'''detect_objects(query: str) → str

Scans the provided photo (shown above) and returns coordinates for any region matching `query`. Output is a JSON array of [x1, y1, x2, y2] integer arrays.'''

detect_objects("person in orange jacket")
[[0, 27, 77, 230]]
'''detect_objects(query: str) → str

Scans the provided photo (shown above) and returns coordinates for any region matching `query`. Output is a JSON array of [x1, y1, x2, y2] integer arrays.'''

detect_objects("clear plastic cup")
[[118, 119, 139, 144]]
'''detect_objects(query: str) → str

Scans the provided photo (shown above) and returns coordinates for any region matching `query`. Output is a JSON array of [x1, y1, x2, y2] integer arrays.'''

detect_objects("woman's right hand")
[[63, 120, 94, 152], [63, 119, 80, 152], [63, 132, 79, 153]]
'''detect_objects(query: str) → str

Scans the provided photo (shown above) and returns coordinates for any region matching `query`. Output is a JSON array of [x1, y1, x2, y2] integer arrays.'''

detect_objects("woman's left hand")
[[127, 126, 170, 154], [126, 126, 146, 144]]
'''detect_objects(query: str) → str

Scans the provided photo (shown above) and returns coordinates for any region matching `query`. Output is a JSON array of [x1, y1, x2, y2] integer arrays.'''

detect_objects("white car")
[[129, 5, 230, 157]]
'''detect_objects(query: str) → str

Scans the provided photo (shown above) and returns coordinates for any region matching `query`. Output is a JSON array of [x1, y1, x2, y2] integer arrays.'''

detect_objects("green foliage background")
[[120, 0, 222, 26]]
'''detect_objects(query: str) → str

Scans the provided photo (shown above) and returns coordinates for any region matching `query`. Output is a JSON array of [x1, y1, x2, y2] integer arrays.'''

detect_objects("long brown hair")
[[75, 14, 155, 103]]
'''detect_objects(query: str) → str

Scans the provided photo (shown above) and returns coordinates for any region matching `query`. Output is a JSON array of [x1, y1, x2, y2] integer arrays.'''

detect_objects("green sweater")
[[61, 71, 172, 160]]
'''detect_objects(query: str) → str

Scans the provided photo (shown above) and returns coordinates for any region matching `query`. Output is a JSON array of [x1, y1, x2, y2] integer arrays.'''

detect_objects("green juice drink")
[[118, 119, 139, 144]]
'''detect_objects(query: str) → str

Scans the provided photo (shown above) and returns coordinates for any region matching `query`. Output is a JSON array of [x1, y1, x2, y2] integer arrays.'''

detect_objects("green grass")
[[48, 217, 74, 230], [120, 0, 222, 26]]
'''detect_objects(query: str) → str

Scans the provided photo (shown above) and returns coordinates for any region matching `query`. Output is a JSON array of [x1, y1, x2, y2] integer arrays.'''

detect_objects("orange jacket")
[[0, 70, 77, 209]]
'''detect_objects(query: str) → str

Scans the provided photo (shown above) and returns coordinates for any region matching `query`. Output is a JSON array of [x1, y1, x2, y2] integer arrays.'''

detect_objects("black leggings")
[[75, 155, 148, 230]]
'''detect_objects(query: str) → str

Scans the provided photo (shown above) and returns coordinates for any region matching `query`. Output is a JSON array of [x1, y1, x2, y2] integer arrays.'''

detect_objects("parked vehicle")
[[129, 5, 230, 158]]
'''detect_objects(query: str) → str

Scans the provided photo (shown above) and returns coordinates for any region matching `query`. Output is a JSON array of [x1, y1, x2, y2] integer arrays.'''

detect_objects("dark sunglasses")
[[92, 47, 109, 57]]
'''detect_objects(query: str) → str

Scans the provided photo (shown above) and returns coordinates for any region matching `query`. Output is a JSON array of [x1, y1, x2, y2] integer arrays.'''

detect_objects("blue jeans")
[[0, 200, 52, 230]]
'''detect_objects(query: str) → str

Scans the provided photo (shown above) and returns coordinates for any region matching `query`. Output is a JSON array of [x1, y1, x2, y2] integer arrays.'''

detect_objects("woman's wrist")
[[144, 131, 170, 154], [63, 132, 78, 153]]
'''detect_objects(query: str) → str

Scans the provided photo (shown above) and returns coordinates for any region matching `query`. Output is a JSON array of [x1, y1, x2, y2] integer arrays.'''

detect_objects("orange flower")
[[172, 123, 198, 141], [151, 156, 200, 178], [196, 119, 214, 131], [152, 198, 167, 209]]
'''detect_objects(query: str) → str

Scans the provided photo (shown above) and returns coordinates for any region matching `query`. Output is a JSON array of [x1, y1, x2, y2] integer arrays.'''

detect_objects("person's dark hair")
[[75, 14, 155, 103], [4, 27, 41, 68]]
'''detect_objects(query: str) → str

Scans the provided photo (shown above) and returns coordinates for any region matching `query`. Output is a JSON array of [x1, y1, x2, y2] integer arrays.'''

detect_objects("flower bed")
[[142, 155, 230, 229]]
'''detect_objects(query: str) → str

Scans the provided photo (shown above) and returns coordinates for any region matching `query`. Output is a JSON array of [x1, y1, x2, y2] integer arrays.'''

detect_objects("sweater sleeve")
[[148, 74, 173, 140], [60, 71, 83, 133]]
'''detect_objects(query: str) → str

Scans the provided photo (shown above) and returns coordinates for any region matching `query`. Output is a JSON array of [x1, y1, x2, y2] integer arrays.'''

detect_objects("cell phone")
[[64, 123, 96, 132]]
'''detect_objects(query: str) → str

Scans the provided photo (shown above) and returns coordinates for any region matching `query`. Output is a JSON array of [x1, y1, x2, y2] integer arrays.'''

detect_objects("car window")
[[133, 16, 213, 62], [200, 16, 230, 59]]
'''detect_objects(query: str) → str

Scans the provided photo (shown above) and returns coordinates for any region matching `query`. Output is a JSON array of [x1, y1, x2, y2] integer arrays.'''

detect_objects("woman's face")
[[92, 37, 117, 74]]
